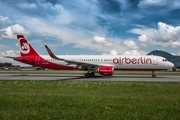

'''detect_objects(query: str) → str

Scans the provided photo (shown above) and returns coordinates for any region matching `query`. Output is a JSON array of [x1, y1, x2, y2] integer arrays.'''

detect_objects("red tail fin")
[[17, 35, 39, 56]]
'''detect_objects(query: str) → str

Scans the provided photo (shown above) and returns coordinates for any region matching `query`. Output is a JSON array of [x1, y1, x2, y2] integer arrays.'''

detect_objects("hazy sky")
[[0, 0, 180, 65]]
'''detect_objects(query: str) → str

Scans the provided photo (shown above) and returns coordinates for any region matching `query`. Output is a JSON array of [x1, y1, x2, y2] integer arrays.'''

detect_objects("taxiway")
[[0, 74, 180, 82]]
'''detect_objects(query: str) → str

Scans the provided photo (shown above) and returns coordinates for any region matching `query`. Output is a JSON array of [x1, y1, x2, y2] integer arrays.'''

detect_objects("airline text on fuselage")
[[113, 57, 152, 65]]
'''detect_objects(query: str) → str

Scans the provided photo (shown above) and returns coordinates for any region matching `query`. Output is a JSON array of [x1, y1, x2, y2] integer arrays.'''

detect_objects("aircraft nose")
[[169, 62, 174, 68]]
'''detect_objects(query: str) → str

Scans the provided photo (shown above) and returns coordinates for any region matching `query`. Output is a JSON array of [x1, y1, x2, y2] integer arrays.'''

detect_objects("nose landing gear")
[[152, 70, 156, 78]]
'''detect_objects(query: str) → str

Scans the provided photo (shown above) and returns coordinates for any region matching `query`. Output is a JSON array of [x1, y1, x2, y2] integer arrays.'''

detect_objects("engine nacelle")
[[98, 66, 114, 76]]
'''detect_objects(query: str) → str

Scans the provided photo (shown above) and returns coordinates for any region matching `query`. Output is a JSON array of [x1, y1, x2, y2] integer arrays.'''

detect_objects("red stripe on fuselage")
[[15, 55, 81, 70]]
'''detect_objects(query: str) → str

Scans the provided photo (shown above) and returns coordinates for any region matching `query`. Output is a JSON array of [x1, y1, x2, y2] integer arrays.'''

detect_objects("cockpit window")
[[162, 59, 167, 62]]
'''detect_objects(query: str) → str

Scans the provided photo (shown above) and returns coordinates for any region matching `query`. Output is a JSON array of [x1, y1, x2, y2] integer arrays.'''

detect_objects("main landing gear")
[[152, 70, 156, 78], [85, 72, 95, 78]]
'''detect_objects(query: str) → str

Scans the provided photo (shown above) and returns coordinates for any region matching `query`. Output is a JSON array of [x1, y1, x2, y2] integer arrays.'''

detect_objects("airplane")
[[5, 35, 174, 78]]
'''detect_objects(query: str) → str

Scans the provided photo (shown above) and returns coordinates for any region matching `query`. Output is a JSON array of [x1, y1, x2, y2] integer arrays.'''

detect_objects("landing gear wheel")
[[152, 75, 156, 78], [90, 72, 95, 77], [152, 70, 156, 78], [85, 73, 90, 78]]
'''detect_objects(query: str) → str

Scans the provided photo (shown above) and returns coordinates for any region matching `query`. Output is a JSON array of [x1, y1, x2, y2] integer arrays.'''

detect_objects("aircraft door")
[[153, 57, 158, 65], [35, 56, 40, 65], [77, 57, 82, 61]]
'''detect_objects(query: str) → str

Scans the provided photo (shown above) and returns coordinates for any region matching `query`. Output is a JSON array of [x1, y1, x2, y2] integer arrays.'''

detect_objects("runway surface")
[[0, 74, 180, 82]]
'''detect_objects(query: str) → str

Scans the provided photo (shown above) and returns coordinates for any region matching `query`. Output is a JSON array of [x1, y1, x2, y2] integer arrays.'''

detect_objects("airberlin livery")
[[5, 35, 174, 78], [112, 57, 152, 65]]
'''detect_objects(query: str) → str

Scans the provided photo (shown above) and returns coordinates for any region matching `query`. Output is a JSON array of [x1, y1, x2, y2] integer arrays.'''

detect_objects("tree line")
[[0, 63, 20, 67]]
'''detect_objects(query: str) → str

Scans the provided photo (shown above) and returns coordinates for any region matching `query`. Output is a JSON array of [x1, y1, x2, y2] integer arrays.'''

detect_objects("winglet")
[[44, 45, 66, 62], [44, 45, 57, 59], [44, 45, 96, 66]]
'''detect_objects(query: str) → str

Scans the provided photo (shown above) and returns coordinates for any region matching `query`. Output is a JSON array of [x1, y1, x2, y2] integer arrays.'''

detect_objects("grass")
[[0, 81, 180, 119]]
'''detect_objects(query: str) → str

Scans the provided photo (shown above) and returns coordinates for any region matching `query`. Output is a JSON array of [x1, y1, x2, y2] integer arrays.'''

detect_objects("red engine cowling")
[[98, 66, 114, 76]]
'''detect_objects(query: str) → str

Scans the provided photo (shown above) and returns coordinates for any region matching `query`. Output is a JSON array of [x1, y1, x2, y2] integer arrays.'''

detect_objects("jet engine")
[[98, 66, 114, 76]]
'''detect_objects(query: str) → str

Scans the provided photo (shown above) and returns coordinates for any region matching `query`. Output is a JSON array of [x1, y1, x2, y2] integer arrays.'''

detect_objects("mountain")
[[147, 50, 180, 69]]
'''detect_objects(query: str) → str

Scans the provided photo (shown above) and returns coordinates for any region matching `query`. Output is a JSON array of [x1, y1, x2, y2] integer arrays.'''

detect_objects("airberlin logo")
[[113, 57, 152, 65], [19, 38, 30, 54]]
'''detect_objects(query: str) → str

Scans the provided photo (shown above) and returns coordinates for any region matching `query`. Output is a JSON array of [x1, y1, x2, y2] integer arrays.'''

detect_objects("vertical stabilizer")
[[17, 35, 39, 56]]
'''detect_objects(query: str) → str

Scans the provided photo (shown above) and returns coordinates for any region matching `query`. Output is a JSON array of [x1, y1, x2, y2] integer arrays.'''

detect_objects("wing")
[[44, 45, 98, 67]]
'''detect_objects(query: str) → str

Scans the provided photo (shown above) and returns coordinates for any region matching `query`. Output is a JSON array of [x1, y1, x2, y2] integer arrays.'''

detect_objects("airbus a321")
[[5, 35, 174, 78]]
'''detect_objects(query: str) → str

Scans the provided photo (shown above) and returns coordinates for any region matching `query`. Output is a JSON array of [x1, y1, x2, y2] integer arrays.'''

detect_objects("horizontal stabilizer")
[[4, 56, 16, 59], [4, 56, 29, 61]]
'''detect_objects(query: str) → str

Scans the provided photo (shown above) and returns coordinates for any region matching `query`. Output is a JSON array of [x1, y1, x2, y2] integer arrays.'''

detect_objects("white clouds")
[[90, 36, 121, 55], [2, 50, 17, 56], [163, 41, 180, 48], [0, 44, 19, 57], [0, 16, 11, 26], [0, 24, 29, 39], [138, 34, 148, 42], [91, 36, 113, 48], [110, 49, 118, 55], [123, 40, 139, 50], [155, 22, 180, 42], [17, 3, 37, 9], [129, 27, 154, 36], [138, 0, 173, 8], [122, 40, 144, 55], [0, 50, 18, 64], [138, 34, 148, 47], [123, 50, 141, 55], [0, 50, 28, 66], [130, 22, 180, 48], [102, 49, 118, 55], [153, 22, 180, 47], [90, 37, 145, 55]]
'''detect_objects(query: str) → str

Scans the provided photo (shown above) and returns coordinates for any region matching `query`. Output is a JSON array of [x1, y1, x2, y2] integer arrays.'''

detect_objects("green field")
[[0, 81, 180, 120]]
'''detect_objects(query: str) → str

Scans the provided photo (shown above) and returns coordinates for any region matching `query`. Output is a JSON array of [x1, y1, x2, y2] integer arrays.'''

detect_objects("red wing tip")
[[17, 35, 25, 39]]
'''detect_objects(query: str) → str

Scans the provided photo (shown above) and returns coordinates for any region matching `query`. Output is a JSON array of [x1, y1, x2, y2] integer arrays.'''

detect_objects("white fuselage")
[[38, 55, 173, 70]]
